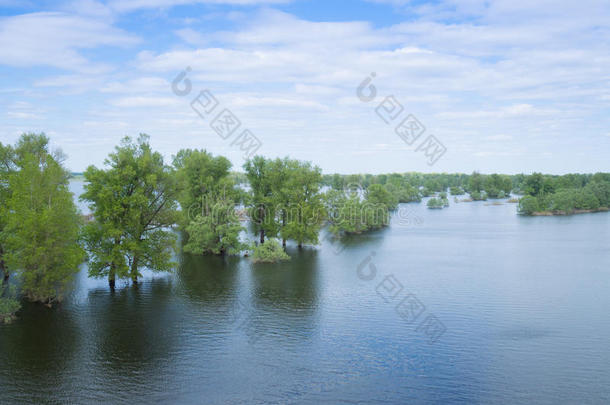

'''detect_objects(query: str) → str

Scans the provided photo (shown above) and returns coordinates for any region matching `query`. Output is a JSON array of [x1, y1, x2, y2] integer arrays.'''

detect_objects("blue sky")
[[0, 0, 609, 174]]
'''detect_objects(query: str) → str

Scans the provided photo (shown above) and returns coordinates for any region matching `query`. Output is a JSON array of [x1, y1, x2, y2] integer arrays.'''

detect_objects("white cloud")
[[111, 96, 180, 107], [0, 12, 139, 72]]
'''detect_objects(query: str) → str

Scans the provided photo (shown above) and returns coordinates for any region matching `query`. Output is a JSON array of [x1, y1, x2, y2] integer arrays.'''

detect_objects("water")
[[1, 184, 610, 404]]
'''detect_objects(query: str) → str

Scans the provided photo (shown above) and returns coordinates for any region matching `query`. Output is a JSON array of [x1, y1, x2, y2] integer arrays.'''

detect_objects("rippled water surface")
[[1, 183, 610, 404]]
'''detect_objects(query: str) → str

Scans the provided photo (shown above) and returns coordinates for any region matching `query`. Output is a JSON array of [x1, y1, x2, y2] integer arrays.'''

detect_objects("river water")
[[1, 183, 609, 404]]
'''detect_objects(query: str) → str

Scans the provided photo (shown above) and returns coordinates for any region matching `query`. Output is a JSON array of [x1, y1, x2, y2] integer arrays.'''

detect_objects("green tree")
[[518, 195, 540, 215], [469, 171, 484, 194], [183, 200, 244, 255], [5, 139, 84, 305], [366, 183, 398, 210], [174, 149, 244, 255], [0, 142, 15, 283], [244, 156, 279, 244], [81, 135, 178, 287], [280, 160, 325, 248]]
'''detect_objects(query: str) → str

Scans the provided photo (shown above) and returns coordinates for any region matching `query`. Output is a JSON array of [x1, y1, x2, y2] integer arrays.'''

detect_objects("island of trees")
[[1, 133, 609, 322]]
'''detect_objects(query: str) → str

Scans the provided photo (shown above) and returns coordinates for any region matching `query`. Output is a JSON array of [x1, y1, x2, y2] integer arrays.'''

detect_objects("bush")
[[470, 191, 487, 201], [0, 285, 21, 324], [252, 239, 290, 263], [518, 195, 540, 215], [450, 187, 464, 195]]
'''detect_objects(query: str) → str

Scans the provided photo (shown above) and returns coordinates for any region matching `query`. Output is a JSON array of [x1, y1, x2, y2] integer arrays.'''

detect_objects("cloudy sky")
[[1, 0, 609, 174]]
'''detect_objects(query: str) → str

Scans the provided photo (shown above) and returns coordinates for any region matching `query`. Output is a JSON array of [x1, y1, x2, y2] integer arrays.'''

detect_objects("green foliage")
[[427, 195, 449, 209], [0, 284, 21, 323], [251, 239, 290, 263], [174, 149, 244, 255], [450, 186, 464, 195], [366, 184, 398, 210], [518, 195, 540, 215], [326, 187, 389, 235], [81, 135, 178, 285], [5, 134, 84, 305], [279, 160, 326, 247], [0, 141, 16, 282], [244, 156, 280, 243], [469, 190, 487, 201], [245, 156, 325, 247], [183, 204, 244, 256]]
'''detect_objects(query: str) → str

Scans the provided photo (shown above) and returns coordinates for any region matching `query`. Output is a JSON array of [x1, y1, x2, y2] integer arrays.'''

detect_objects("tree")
[[81, 135, 178, 287], [5, 138, 84, 305], [244, 156, 279, 244], [0, 142, 15, 283], [280, 160, 325, 247], [518, 195, 540, 215], [468, 171, 484, 194], [183, 201, 243, 255], [366, 184, 398, 210], [174, 149, 244, 255]]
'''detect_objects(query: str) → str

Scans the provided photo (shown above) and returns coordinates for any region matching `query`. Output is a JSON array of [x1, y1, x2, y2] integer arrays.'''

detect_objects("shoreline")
[[531, 207, 610, 216]]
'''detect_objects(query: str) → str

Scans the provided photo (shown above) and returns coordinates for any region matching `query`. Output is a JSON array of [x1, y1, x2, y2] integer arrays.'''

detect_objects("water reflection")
[[0, 300, 79, 401]]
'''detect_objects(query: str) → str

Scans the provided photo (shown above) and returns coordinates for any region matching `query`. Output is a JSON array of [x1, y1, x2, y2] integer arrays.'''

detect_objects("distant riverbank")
[[531, 207, 610, 216]]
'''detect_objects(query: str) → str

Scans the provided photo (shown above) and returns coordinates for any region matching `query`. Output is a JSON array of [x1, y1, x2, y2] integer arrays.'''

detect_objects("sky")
[[0, 0, 609, 174]]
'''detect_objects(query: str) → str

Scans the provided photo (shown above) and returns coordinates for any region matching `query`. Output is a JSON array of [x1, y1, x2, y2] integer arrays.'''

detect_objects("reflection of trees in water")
[[86, 277, 179, 392], [0, 300, 79, 401], [176, 252, 240, 306], [247, 246, 320, 342]]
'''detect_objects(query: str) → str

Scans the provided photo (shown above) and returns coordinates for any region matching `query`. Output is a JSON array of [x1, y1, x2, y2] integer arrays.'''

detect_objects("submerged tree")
[[244, 156, 279, 244], [4, 134, 84, 305], [174, 149, 244, 256], [280, 160, 325, 248], [0, 142, 15, 283], [81, 135, 178, 287]]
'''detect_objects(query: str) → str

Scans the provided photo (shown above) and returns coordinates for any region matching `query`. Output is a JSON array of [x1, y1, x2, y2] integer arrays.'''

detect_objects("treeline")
[[2, 133, 609, 322], [0, 134, 396, 321], [516, 173, 610, 215]]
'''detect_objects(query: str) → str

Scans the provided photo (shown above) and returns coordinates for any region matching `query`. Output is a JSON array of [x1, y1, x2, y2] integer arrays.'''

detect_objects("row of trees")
[[3, 132, 609, 320], [518, 173, 610, 215]]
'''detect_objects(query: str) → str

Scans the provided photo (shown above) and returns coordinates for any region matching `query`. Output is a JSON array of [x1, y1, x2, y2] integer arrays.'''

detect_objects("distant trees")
[[3, 134, 84, 305], [427, 192, 449, 209], [81, 135, 178, 287], [326, 185, 391, 235], [518, 172, 610, 215]]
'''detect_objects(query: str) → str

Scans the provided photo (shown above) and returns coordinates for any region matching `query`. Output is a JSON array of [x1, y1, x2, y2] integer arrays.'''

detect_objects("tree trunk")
[[131, 255, 139, 285], [282, 211, 286, 247], [0, 246, 7, 284], [260, 229, 265, 244], [108, 263, 116, 290]]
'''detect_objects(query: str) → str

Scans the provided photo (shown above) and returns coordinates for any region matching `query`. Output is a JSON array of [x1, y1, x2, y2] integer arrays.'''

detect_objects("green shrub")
[[0, 285, 21, 324], [252, 239, 290, 263], [518, 195, 540, 215]]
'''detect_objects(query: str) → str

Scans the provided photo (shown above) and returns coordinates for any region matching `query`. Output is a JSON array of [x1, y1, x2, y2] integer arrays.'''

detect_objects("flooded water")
[[1, 184, 610, 403]]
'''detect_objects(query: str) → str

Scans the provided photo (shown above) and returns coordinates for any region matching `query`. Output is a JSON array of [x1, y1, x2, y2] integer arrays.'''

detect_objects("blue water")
[[1, 184, 609, 404]]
